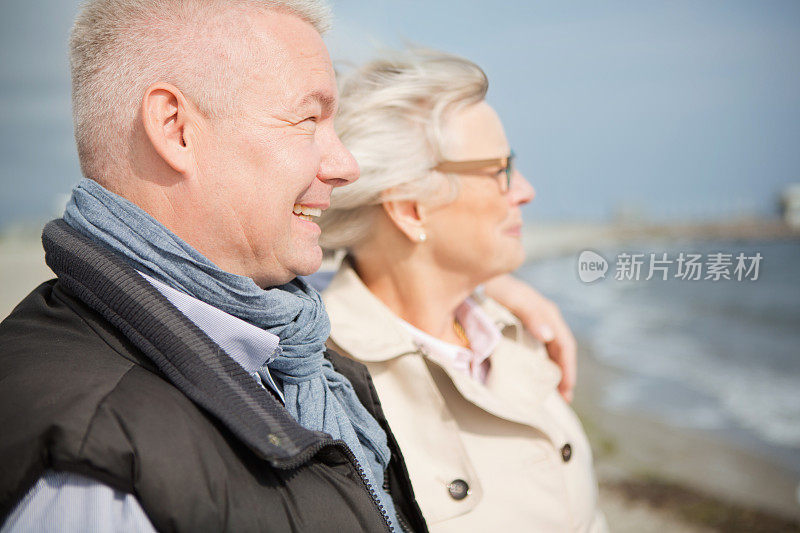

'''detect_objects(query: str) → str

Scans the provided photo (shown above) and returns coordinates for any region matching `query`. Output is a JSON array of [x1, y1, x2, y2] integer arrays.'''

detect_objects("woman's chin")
[[472, 253, 526, 285], [502, 242, 527, 272]]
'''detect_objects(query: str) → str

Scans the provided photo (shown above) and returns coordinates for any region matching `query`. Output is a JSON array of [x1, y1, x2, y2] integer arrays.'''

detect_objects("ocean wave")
[[518, 241, 800, 449]]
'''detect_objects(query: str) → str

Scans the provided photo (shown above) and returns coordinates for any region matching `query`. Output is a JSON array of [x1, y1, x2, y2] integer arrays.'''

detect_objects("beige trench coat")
[[322, 263, 607, 532]]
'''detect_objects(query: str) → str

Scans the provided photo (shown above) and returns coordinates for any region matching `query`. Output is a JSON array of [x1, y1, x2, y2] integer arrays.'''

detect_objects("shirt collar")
[[139, 272, 283, 400], [455, 297, 503, 358], [398, 297, 501, 382]]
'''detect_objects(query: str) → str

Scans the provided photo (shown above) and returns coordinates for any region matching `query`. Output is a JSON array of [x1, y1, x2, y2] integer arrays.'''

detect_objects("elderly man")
[[0, 1, 426, 531]]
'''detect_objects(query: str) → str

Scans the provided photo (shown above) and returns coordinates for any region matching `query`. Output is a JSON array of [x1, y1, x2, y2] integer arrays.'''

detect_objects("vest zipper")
[[384, 470, 411, 533], [267, 439, 394, 531], [336, 441, 395, 533]]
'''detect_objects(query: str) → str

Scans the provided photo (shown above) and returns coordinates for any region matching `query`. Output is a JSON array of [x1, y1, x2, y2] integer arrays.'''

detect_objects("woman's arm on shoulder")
[[483, 274, 577, 403]]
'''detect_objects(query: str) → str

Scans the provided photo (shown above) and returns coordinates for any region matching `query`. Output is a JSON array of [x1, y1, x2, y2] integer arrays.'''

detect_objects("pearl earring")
[[418, 232, 427, 243]]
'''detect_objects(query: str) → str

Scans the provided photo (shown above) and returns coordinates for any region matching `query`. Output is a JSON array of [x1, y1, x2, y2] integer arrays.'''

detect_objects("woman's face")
[[422, 101, 535, 282]]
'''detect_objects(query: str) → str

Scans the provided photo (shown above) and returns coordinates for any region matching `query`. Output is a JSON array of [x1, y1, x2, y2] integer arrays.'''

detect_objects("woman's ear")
[[382, 199, 427, 243], [141, 82, 193, 174]]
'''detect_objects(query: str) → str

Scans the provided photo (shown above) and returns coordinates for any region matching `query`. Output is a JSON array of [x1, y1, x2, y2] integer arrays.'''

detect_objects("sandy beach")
[[2, 228, 800, 532], [573, 344, 800, 532]]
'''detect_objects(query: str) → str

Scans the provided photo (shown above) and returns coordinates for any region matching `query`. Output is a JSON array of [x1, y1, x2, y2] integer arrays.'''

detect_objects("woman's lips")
[[505, 223, 523, 236]]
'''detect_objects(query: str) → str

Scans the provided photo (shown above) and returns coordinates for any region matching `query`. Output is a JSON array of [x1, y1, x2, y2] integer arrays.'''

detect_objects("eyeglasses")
[[432, 150, 515, 193]]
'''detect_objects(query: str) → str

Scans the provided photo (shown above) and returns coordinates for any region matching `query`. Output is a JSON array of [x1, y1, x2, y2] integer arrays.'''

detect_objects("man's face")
[[193, 12, 358, 287]]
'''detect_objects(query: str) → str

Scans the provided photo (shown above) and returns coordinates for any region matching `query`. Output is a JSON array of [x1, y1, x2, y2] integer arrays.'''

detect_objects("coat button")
[[561, 443, 572, 462], [448, 479, 470, 500]]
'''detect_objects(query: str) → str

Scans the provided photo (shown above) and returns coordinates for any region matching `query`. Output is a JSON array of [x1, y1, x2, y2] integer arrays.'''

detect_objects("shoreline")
[[572, 340, 800, 530]]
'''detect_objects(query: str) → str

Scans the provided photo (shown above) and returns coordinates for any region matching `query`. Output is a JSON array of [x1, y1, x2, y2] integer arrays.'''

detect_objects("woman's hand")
[[483, 274, 577, 403]]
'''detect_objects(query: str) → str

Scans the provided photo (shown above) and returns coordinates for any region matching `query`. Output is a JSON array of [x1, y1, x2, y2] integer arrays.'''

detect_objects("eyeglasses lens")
[[503, 152, 515, 192]]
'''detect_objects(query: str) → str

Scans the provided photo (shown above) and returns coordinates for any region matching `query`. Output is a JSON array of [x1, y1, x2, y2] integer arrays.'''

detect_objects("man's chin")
[[249, 251, 322, 289], [291, 245, 324, 278]]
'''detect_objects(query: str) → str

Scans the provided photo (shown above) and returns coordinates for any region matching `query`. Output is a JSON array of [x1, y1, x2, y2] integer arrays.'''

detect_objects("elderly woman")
[[318, 49, 606, 532]]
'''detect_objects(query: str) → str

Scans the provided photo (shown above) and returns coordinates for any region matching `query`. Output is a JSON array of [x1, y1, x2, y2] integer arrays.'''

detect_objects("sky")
[[1, 0, 799, 228]]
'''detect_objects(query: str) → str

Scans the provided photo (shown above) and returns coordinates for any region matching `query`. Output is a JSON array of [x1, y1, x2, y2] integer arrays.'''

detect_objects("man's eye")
[[298, 117, 318, 131], [295, 117, 318, 133]]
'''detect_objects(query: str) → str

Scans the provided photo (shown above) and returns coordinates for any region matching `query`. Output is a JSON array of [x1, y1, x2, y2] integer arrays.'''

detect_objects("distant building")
[[780, 184, 800, 229]]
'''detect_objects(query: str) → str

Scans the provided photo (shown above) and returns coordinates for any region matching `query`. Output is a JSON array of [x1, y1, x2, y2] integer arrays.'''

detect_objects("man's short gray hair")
[[318, 48, 488, 251], [69, 0, 331, 182]]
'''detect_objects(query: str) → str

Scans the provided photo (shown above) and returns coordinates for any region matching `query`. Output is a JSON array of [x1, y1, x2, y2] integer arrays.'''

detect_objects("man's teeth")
[[293, 204, 322, 221]]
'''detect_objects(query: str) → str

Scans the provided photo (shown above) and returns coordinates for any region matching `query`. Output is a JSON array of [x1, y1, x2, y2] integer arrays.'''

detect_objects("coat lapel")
[[423, 338, 566, 446]]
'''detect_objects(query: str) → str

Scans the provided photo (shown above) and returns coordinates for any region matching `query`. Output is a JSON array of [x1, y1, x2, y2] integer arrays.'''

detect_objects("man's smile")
[[292, 203, 323, 222]]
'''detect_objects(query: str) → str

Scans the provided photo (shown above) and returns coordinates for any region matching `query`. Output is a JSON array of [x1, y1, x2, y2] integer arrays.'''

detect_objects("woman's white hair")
[[69, 0, 331, 183], [319, 48, 488, 251]]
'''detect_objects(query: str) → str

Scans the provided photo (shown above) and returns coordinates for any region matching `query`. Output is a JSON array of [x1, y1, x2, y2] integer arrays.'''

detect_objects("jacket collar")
[[323, 261, 420, 362], [324, 261, 524, 361], [473, 293, 524, 340], [323, 261, 565, 440], [42, 219, 330, 468]]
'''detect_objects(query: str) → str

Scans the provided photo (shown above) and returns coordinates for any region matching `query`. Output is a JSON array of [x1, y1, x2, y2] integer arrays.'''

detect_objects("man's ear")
[[141, 83, 193, 174], [382, 198, 426, 243]]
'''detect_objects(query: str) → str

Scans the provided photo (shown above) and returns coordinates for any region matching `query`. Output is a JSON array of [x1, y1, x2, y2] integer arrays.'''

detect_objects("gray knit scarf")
[[63, 178, 399, 528]]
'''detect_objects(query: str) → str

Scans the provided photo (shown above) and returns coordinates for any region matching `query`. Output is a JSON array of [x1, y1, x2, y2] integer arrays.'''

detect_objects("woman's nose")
[[508, 169, 535, 205]]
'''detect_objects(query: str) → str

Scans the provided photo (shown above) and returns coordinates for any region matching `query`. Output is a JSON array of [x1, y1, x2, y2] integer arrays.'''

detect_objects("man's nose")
[[508, 169, 535, 206], [318, 132, 360, 188]]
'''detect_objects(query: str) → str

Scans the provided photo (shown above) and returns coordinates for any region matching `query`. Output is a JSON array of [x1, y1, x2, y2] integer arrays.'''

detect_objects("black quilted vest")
[[0, 220, 426, 533]]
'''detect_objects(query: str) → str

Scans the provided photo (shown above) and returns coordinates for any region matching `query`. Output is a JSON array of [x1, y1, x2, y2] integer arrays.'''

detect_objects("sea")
[[516, 239, 800, 475]]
